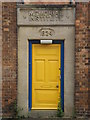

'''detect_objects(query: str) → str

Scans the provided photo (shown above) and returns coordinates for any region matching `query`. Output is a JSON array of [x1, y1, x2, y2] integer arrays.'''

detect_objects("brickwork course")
[[2, 2, 17, 117], [0, 2, 2, 118], [89, 2, 90, 117], [1, 1, 90, 118], [75, 2, 90, 116]]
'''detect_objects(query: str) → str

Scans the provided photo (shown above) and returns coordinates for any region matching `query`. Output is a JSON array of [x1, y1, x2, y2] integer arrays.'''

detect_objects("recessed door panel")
[[35, 59, 45, 82], [48, 60, 59, 82]]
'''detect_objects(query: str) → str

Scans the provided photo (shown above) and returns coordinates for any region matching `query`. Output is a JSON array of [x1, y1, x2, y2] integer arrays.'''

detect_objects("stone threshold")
[[1, 117, 90, 120]]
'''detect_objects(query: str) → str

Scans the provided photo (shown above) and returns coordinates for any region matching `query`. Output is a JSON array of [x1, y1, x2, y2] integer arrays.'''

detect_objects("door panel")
[[32, 44, 61, 109], [35, 59, 45, 82], [48, 60, 58, 82]]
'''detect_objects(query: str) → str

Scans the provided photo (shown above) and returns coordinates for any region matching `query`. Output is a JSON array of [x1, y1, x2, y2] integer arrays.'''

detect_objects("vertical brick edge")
[[75, 2, 90, 116], [0, 2, 2, 118], [88, 2, 90, 117], [2, 2, 17, 118]]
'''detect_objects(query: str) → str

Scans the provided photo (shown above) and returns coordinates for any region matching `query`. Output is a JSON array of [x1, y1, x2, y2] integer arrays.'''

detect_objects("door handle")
[[59, 68, 61, 70], [56, 85, 59, 88]]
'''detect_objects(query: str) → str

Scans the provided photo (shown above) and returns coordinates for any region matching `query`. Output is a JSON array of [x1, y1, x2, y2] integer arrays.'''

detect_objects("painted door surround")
[[29, 40, 64, 111]]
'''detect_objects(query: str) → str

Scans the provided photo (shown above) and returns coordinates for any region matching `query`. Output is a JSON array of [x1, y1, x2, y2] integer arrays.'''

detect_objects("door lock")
[[59, 68, 61, 70], [56, 85, 59, 88]]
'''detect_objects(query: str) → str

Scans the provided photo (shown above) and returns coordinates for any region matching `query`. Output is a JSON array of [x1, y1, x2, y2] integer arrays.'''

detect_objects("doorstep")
[[1, 117, 90, 120]]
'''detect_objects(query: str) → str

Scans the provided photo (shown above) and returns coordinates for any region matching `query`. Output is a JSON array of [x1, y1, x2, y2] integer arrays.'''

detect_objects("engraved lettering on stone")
[[23, 15, 27, 19], [28, 10, 61, 22], [39, 28, 55, 37]]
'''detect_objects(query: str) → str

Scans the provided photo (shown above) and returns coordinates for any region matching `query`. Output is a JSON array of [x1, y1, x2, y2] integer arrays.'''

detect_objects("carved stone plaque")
[[28, 10, 61, 22], [17, 6, 75, 25]]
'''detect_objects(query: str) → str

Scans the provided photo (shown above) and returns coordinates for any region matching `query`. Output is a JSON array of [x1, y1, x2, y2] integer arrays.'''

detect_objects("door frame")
[[29, 40, 64, 111]]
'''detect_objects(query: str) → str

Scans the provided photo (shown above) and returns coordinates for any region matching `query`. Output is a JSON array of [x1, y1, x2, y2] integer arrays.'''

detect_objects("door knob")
[[56, 85, 59, 88], [59, 68, 61, 70]]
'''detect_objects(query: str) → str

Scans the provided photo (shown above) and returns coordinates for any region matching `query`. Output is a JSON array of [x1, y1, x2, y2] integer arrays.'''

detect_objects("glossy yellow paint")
[[32, 44, 61, 109]]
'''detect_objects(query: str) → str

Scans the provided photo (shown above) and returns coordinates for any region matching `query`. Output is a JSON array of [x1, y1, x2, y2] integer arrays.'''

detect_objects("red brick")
[[75, 2, 90, 117], [2, 2, 17, 118]]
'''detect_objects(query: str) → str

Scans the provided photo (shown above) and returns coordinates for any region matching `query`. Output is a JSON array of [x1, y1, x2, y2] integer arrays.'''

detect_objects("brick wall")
[[88, 2, 90, 117], [2, 2, 17, 117], [0, 2, 2, 118], [75, 2, 90, 116]]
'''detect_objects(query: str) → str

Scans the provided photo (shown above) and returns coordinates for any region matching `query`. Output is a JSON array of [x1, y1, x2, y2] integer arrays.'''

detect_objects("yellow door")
[[32, 44, 61, 109]]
